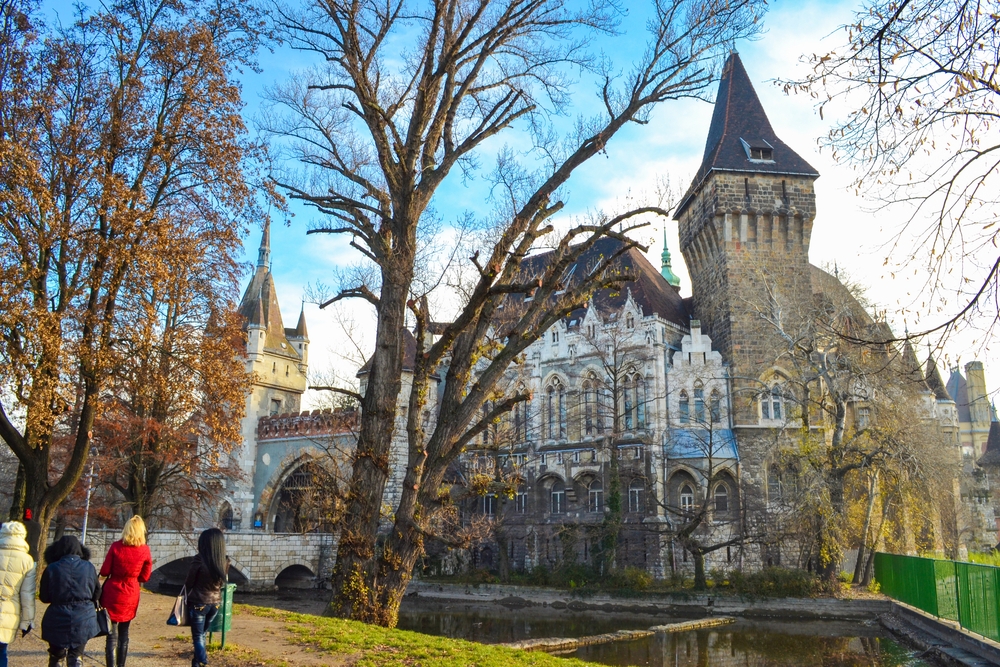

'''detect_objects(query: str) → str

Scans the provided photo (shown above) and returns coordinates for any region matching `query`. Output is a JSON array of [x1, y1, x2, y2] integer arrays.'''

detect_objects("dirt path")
[[8, 590, 349, 666]]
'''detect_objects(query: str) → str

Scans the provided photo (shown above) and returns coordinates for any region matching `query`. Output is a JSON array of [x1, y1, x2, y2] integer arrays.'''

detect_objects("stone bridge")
[[80, 529, 337, 591]]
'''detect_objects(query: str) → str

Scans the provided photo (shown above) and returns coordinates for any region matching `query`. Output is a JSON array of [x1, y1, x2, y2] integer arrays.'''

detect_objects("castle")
[[218, 53, 996, 574]]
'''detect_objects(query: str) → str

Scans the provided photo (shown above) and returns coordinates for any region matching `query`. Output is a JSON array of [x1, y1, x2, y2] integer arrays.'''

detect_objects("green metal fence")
[[874, 552, 1000, 641]]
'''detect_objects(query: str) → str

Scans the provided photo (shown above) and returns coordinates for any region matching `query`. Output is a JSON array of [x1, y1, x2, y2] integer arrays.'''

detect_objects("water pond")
[[238, 593, 931, 667], [394, 601, 932, 667]]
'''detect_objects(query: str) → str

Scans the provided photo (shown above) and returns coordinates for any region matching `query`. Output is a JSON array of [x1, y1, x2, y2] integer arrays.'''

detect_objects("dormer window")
[[741, 138, 774, 162]]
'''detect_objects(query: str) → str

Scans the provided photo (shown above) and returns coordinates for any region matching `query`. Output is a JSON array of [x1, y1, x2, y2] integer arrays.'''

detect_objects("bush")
[[728, 567, 823, 598], [708, 568, 729, 588], [605, 567, 652, 592], [968, 551, 1000, 567]]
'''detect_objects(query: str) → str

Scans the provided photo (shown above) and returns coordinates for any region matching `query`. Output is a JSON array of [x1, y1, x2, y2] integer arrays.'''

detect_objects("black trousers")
[[47, 644, 84, 667], [106, 620, 131, 667]]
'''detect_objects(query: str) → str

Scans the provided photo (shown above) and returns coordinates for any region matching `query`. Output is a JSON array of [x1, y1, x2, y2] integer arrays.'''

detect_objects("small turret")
[[288, 303, 310, 371], [660, 227, 681, 289]]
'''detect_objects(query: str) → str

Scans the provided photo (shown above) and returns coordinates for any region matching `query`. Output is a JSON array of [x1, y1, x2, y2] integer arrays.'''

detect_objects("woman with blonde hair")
[[99, 516, 153, 667]]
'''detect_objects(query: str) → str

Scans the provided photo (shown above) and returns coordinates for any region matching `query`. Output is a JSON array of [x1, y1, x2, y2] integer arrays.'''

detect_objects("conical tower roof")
[[976, 410, 1000, 467], [676, 52, 819, 218], [924, 354, 952, 401], [900, 341, 931, 392], [238, 224, 300, 360], [288, 303, 309, 340]]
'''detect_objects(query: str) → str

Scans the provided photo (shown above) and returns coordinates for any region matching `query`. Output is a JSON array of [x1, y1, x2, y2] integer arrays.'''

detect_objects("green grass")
[[238, 604, 602, 667]]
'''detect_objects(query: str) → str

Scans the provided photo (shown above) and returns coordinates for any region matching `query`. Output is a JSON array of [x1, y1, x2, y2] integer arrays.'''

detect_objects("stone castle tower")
[[674, 52, 820, 424], [227, 221, 309, 528]]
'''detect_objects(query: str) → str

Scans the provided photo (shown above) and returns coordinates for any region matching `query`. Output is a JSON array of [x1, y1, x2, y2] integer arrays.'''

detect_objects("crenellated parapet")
[[257, 408, 358, 441]]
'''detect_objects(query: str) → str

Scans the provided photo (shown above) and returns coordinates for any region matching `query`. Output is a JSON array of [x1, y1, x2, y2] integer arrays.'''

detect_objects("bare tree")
[[268, 0, 766, 625], [787, 0, 1000, 340]]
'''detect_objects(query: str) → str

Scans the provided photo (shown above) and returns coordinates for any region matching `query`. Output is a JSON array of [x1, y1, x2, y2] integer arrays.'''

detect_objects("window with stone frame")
[[546, 377, 566, 440], [710, 390, 722, 423], [623, 370, 646, 431], [481, 493, 497, 516], [628, 479, 645, 513], [583, 373, 601, 436], [550, 481, 566, 514], [515, 487, 528, 513], [760, 382, 786, 421], [767, 465, 783, 504], [679, 390, 690, 423], [588, 479, 604, 513], [694, 383, 705, 423], [713, 483, 729, 514], [857, 406, 871, 429], [481, 400, 493, 447], [513, 385, 528, 442], [680, 484, 695, 512]]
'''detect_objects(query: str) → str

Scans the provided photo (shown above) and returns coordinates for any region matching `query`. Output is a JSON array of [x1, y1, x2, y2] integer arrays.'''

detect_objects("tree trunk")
[[692, 548, 707, 590], [853, 470, 879, 584], [8, 463, 25, 521], [328, 275, 411, 619]]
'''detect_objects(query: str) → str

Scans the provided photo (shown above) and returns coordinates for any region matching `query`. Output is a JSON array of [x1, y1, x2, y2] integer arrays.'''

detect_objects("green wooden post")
[[208, 584, 236, 649]]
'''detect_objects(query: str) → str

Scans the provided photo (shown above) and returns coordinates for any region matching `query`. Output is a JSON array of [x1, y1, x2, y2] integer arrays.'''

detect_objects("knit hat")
[[0, 521, 28, 539]]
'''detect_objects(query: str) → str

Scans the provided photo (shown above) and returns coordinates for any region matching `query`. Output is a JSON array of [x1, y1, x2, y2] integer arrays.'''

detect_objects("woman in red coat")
[[99, 516, 153, 667]]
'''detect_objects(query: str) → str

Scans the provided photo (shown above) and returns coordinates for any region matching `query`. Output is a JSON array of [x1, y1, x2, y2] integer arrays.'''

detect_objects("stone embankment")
[[502, 616, 736, 653], [407, 581, 891, 620]]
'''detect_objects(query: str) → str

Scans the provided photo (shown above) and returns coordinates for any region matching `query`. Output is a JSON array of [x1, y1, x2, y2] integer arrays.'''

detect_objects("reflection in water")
[[397, 605, 661, 644], [574, 626, 927, 667], [398, 606, 931, 667]]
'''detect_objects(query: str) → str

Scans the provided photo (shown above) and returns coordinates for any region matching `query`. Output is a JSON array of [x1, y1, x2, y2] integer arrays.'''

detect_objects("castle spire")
[[660, 227, 680, 288], [257, 220, 271, 269]]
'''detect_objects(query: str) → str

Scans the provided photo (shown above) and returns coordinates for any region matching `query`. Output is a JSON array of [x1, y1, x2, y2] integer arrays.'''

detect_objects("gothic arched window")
[[714, 483, 729, 513], [546, 378, 566, 440], [694, 383, 705, 423], [767, 466, 783, 504], [583, 373, 600, 436], [679, 391, 690, 424], [623, 370, 645, 431], [710, 390, 722, 423]]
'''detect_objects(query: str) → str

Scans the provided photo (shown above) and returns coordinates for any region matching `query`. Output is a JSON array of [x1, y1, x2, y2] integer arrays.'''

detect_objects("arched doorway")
[[271, 461, 338, 533]]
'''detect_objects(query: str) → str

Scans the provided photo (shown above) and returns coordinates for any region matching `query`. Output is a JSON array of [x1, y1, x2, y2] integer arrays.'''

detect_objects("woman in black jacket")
[[40, 536, 100, 667], [183, 529, 228, 667]]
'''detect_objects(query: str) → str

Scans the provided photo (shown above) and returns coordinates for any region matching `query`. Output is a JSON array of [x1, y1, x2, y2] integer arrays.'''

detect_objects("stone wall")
[[77, 529, 337, 591]]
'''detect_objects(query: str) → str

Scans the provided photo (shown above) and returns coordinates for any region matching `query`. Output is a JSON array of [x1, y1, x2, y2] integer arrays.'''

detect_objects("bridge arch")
[[260, 453, 340, 533], [274, 559, 316, 589]]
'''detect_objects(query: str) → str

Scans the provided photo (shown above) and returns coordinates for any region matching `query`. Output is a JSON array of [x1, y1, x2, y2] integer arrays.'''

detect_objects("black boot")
[[48, 655, 63, 667], [117, 636, 129, 667], [105, 634, 116, 667]]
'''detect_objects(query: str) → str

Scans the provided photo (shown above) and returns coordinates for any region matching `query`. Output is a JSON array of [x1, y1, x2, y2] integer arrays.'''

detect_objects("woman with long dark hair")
[[183, 529, 228, 667], [39, 536, 99, 667]]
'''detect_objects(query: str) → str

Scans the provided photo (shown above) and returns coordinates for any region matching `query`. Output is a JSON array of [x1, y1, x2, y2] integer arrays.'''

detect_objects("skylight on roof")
[[740, 138, 774, 163]]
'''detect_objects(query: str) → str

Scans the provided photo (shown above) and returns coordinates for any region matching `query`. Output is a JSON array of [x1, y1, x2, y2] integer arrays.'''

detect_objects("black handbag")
[[95, 604, 111, 637]]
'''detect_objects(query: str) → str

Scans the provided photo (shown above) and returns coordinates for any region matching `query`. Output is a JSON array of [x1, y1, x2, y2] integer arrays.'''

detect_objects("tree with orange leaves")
[[0, 0, 268, 554]]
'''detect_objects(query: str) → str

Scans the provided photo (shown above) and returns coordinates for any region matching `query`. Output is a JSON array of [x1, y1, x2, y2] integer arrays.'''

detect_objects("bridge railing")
[[874, 552, 1000, 641]]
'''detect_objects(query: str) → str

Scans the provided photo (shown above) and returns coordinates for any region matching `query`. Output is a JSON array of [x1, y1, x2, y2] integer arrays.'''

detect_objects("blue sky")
[[38, 0, 998, 400]]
